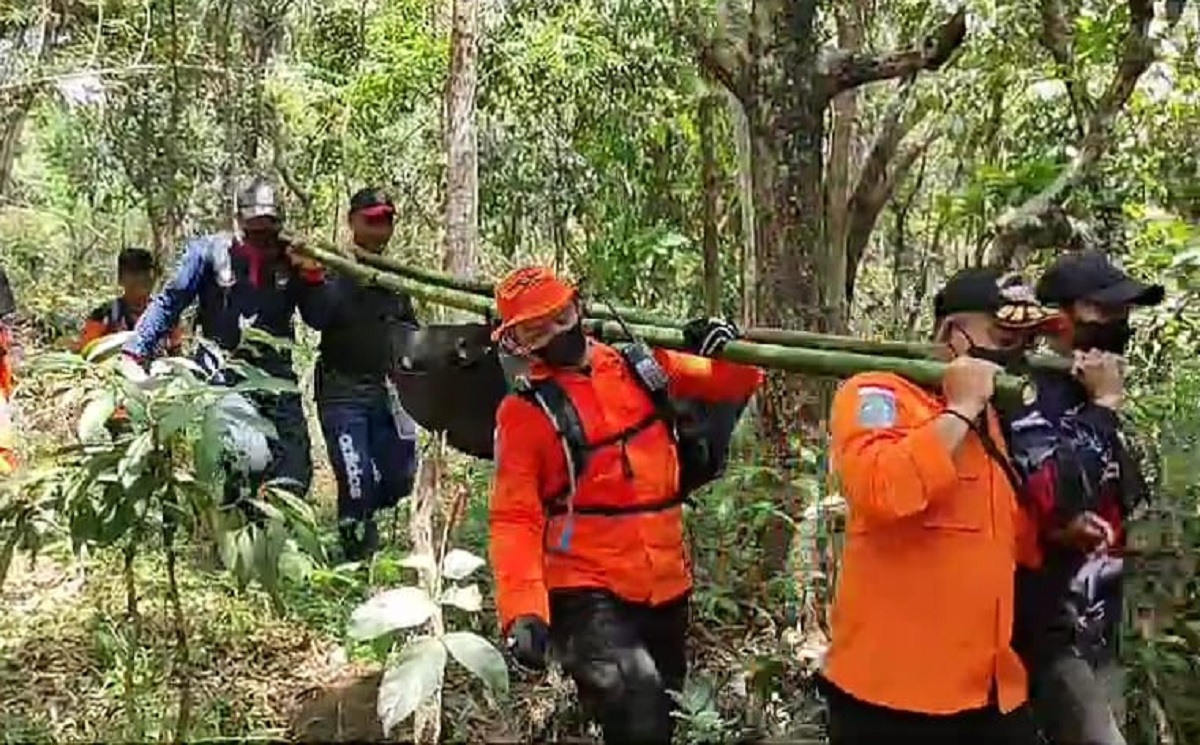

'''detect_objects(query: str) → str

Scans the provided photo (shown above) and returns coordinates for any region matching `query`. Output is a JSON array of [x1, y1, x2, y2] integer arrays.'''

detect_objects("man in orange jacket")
[[77, 248, 184, 356], [819, 267, 1053, 744], [488, 266, 764, 744]]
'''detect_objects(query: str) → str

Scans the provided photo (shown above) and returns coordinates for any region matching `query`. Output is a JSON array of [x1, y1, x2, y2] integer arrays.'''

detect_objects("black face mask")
[[950, 323, 1025, 371], [243, 228, 283, 251], [535, 322, 587, 368], [968, 345, 1025, 371], [1072, 318, 1132, 354]]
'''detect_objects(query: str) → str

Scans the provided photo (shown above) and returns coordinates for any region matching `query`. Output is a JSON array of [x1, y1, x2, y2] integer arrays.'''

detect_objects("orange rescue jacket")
[[77, 297, 183, 355], [489, 341, 763, 630], [822, 371, 1031, 716]]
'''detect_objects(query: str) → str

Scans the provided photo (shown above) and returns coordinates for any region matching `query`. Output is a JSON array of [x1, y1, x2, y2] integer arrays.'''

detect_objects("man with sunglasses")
[[307, 189, 419, 560], [1006, 251, 1159, 745], [488, 266, 763, 744]]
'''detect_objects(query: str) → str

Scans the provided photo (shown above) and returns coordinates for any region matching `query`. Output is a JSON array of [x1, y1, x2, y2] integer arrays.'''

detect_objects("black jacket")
[[310, 269, 419, 403]]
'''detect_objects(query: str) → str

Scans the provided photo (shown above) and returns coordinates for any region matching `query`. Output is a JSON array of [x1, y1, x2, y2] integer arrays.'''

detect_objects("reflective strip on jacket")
[[822, 371, 1032, 716], [488, 340, 763, 630]]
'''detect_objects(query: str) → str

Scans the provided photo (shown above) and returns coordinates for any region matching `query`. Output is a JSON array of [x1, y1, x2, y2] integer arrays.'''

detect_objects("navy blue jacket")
[[124, 234, 332, 380], [1004, 370, 1147, 666]]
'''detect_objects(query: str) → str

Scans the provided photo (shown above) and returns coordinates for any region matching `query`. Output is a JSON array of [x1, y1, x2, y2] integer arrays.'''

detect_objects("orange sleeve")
[[489, 395, 554, 631], [654, 348, 765, 402], [77, 320, 108, 354], [829, 374, 960, 527]]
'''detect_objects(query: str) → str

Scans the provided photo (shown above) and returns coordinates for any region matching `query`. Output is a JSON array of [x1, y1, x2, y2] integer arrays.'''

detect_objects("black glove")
[[682, 317, 740, 357], [506, 615, 551, 671]]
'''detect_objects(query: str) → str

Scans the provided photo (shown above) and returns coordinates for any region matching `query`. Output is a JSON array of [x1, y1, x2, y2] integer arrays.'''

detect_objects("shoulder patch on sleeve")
[[856, 385, 897, 428]]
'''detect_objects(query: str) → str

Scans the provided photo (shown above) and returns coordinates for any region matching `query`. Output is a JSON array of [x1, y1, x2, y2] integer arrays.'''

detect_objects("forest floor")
[[0, 456, 827, 744]]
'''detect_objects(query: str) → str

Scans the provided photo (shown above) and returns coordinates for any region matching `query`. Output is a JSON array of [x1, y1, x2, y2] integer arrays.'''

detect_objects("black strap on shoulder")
[[970, 411, 1026, 498], [614, 342, 676, 430], [520, 374, 676, 517], [518, 378, 590, 483]]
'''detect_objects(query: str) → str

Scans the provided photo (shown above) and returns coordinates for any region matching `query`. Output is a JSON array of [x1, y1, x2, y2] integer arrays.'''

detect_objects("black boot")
[[338, 517, 380, 563]]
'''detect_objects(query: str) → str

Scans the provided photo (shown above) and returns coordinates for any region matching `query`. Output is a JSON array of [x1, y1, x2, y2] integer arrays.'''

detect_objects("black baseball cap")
[[349, 188, 395, 218], [1035, 250, 1164, 308], [934, 266, 1060, 330]]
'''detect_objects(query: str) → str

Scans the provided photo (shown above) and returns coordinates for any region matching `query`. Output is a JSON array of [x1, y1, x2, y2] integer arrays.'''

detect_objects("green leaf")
[[83, 331, 135, 363], [78, 391, 117, 443], [399, 552, 438, 576], [377, 636, 447, 734], [442, 631, 509, 694], [439, 583, 482, 612], [116, 432, 154, 488], [440, 548, 485, 580], [348, 586, 436, 640]]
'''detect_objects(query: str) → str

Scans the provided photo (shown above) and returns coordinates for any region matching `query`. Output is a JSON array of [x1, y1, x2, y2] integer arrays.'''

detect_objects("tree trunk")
[[823, 2, 865, 335], [749, 0, 826, 572], [412, 0, 480, 740], [442, 0, 480, 278], [726, 90, 756, 329], [700, 92, 721, 315]]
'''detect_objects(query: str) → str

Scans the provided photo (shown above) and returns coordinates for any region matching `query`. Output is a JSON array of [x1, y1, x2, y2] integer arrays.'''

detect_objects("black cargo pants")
[[550, 589, 689, 744], [819, 676, 1041, 745]]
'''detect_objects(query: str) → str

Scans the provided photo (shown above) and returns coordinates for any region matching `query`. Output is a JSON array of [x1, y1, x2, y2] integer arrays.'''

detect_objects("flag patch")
[[857, 386, 897, 428]]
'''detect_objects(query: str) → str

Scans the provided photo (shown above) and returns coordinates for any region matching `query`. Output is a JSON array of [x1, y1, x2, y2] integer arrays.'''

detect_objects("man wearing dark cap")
[[123, 175, 328, 505], [1005, 251, 1159, 745], [306, 188, 419, 560], [820, 267, 1053, 744]]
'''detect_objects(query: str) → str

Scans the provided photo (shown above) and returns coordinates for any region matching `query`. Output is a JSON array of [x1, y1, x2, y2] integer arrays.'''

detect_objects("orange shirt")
[[489, 341, 763, 630], [76, 298, 183, 356], [822, 371, 1030, 715]]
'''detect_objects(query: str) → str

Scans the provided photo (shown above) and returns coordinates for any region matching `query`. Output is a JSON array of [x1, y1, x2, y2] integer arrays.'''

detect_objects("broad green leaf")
[[442, 631, 509, 694], [78, 391, 117, 443], [83, 331, 134, 363], [440, 548, 485, 580], [439, 583, 482, 612], [116, 432, 154, 488], [348, 586, 436, 640], [377, 636, 447, 734]]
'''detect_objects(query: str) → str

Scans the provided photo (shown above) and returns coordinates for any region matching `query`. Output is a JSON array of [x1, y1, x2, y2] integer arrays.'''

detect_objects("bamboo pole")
[[343, 245, 1067, 371], [295, 244, 1032, 400]]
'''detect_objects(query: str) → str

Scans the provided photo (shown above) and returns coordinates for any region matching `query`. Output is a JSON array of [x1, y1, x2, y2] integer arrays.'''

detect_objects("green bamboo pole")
[[296, 244, 1031, 400], [343, 246, 1067, 370]]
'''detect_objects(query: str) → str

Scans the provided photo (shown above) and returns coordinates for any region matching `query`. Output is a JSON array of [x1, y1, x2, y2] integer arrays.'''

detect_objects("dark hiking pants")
[[1030, 651, 1125, 745], [223, 391, 312, 505], [820, 677, 1040, 745], [318, 397, 417, 559], [550, 589, 689, 744]]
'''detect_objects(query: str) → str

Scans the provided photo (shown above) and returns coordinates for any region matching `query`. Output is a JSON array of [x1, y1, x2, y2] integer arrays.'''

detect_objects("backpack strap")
[[108, 299, 124, 332], [517, 375, 674, 520]]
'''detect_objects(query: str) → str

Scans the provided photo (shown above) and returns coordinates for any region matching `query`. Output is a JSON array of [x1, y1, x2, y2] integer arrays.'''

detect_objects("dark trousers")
[[1030, 651, 1125, 745], [821, 677, 1040, 745], [550, 589, 688, 745], [223, 391, 312, 504], [318, 398, 417, 556]]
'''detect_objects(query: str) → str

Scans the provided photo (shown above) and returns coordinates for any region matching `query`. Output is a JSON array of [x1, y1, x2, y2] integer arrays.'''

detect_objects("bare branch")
[[844, 78, 937, 301], [823, 7, 967, 95], [986, 0, 1164, 267], [1039, 0, 1091, 135]]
